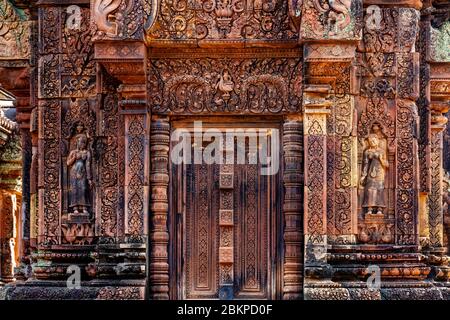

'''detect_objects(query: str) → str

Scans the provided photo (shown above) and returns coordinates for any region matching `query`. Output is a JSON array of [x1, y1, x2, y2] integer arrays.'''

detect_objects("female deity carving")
[[360, 127, 389, 216], [67, 125, 92, 215]]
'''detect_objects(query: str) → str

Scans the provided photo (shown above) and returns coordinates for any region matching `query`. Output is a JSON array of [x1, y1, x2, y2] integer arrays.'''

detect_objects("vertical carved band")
[[219, 162, 234, 298], [98, 94, 120, 238], [396, 100, 419, 245], [429, 127, 444, 247], [304, 115, 327, 243], [125, 114, 148, 239], [39, 101, 61, 245], [328, 94, 358, 243], [149, 117, 170, 299], [282, 120, 303, 299], [303, 88, 330, 268]]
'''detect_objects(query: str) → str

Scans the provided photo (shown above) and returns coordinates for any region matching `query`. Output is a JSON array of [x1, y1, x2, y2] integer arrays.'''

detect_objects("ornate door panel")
[[234, 163, 271, 299], [184, 162, 220, 299], [170, 122, 281, 300]]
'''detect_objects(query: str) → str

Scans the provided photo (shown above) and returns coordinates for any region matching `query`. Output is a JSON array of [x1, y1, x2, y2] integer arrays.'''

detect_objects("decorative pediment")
[[0, 0, 30, 60], [143, 0, 299, 46]]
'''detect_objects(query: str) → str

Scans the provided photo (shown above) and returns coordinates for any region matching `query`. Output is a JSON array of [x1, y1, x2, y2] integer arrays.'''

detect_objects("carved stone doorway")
[[169, 118, 283, 300]]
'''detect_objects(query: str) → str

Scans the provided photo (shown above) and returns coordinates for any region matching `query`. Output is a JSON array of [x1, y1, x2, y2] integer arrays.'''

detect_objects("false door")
[[170, 123, 281, 300]]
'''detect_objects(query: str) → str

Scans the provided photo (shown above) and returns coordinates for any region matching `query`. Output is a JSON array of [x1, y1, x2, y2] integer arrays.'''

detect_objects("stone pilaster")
[[429, 111, 448, 248], [303, 85, 332, 277]]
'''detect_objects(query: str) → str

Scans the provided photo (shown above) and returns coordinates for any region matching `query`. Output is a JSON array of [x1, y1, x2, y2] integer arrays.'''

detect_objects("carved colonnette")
[[282, 118, 303, 299], [149, 117, 169, 299]]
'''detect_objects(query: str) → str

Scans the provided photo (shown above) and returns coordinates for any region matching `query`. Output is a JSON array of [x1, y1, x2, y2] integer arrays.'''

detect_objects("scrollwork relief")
[[146, 0, 297, 42], [148, 55, 302, 114]]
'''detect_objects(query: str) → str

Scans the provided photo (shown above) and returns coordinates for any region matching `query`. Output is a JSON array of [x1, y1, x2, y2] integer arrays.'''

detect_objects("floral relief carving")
[[146, 0, 297, 42], [148, 53, 302, 114], [3, 0, 450, 299]]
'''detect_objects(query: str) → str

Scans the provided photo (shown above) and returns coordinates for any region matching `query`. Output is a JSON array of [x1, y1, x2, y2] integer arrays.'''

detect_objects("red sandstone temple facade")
[[0, 0, 449, 300]]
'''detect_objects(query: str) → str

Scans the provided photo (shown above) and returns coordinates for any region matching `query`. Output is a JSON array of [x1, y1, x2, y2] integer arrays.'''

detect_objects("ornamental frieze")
[[147, 49, 302, 114]]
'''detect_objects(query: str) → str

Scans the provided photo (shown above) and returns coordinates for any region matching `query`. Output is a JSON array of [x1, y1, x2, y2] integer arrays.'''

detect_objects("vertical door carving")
[[184, 162, 220, 299], [234, 163, 270, 299]]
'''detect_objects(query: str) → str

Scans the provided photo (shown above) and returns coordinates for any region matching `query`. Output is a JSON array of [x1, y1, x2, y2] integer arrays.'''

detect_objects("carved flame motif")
[[203, 0, 245, 36], [93, 0, 122, 36]]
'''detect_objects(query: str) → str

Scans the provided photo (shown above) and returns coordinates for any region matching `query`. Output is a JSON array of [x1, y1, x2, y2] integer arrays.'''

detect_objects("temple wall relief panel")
[[32, 2, 146, 290], [355, 5, 421, 246], [147, 48, 303, 115]]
